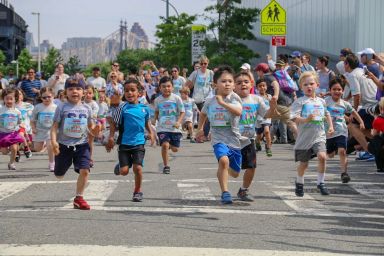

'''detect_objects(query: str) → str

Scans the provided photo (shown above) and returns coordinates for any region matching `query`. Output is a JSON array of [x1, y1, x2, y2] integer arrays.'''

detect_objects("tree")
[[155, 13, 196, 69], [0, 49, 6, 73], [42, 48, 63, 77], [204, 0, 260, 68], [16, 48, 35, 76], [65, 55, 81, 75], [116, 48, 161, 75]]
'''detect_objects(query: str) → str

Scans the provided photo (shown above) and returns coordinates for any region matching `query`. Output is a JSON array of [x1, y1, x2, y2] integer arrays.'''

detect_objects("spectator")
[[21, 68, 41, 104], [301, 52, 315, 71], [315, 56, 336, 97], [46, 63, 70, 95], [86, 67, 106, 92]]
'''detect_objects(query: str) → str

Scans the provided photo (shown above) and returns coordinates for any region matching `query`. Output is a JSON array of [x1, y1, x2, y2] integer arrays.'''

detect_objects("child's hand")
[[105, 137, 115, 152], [173, 122, 181, 129], [149, 133, 156, 147], [359, 122, 365, 130], [216, 95, 225, 105], [51, 141, 60, 156], [327, 126, 335, 136], [306, 114, 315, 123], [194, 129, 204, 143]]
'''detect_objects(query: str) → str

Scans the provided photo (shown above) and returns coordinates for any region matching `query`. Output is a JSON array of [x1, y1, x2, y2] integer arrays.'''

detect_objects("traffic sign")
[[191, 24, 206, 64], [272, 36, 286, 46], [260, 0, 286, 35]]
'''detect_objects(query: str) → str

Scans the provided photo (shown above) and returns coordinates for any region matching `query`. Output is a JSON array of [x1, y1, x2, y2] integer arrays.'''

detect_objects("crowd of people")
[[0, 48, 383, 209]]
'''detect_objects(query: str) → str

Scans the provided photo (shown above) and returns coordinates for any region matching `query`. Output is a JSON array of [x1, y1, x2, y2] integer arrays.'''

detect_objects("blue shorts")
[[213, 143, 242, 173], [157, 132, 182, 147], [256, 124, 272, 135], [54, 143, 91, 176], [326, 135, 347, 154]]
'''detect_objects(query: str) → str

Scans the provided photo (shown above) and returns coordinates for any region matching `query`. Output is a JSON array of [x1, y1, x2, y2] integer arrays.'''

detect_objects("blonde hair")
[[199, 55, 209, 64], [298, 71, 319, 87], [179, 86, 190, 95], [379, 97, 384, 109]]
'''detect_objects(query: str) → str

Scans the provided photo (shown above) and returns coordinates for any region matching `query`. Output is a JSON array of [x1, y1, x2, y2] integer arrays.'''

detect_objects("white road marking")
[[177, 183, 215, 200], [0, 244, 357, 256], [0, 183, 31, 201], [351, 184, 384, 202], [199, 167, 217, 170]]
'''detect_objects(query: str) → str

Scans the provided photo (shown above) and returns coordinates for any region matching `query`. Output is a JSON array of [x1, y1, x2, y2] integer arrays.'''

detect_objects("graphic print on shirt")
[[301, 103, 325, 124], [0, 112, 19, 131], [63, 112, 88, 138], [209, 101, 231, 128], [38, 112, 55, 128], [158, 101, 178, 129], [239, 103, 259, 137]]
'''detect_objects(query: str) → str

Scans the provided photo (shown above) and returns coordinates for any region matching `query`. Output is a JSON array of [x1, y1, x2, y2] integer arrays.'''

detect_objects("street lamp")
[[160, 0, 179, 19], [31, 12, 41, 73], [11, 60, 19, 78]]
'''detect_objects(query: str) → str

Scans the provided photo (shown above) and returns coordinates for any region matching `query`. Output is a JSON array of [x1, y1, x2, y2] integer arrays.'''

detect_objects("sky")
[[12, 0, 215, 48]]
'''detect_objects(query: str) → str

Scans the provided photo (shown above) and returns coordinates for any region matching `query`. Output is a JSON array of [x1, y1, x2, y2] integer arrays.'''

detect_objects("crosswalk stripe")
[[0, 244, 357, 256], [351, 184, 384, 202], [0, 183, 31, 201], [177, 183, 216, 200]]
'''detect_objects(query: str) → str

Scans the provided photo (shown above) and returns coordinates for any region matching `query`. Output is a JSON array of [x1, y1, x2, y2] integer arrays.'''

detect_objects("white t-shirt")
[[47, 74, 70, 95], [172, 76, 186, 96], [86, 76, 106, 91], [154, 93, 185, 133], [345, 68, 377, 108]]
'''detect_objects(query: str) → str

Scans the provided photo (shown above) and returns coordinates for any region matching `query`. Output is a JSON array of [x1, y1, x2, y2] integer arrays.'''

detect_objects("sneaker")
[[73, 196, 90, 210], [163, 166, 170, 174], [114, 163, 120, 175], [49, 162, 55, 172], [295, 182, 304, 197], [256, 143, 262, 151], [317, 183, 330, 195], [237, 188, 254, 202], [266, 148, 272, 157], [8, 163, 16, 170], [190, 138, 196, 143], [15, 151, 20, 162], [186, 134, 191, 140], [221, 191, 233, 204], [355, 151, 373, 161], [341, 172, 351, 183], [132, 192, 143, 202], [24, 148, 32, 158]]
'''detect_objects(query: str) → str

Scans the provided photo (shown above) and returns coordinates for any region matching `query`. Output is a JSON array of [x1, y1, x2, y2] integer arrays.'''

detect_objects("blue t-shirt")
[[113, 102, 149, 146]]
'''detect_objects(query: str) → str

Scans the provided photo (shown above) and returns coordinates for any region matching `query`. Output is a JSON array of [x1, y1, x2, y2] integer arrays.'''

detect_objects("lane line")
[[177, 183, 216, 200], [0, 183, 31, 201]]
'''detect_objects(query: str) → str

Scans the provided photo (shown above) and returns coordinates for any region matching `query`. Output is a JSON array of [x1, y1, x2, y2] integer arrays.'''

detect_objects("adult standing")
[[46, 63, 69, 95], [171, 66, 186, 96], [315, 56, 335, 97], [107, 62, 124, 83], [21, 68, 42, 104], [86, 67, 106, 92], [36, 72, 47, 88], [301, 53, 315, 71], [0, 72, 9, 90]]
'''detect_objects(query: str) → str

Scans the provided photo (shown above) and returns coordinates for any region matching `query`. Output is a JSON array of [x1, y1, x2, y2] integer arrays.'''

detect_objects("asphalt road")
[[0, 138, 383, 255]]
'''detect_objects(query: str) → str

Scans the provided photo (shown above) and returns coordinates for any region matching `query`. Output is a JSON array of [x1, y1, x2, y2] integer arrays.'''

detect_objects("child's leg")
[[338, 148, 347, 173], [76, 169, 90, 196], [161, 141, 170, 166], [217, 156, 230, 192], [46, 140, 55, 164], [297, 161, 308, 184], [317, 152, 327, 174], [32, 141, 44, 152], [264, 125, 272, 149], [132, 164, 143, 193], [88, 135, 94, 165], [243, 168, 255, 189], [187, 122, 193, 137], [1, 147, 9, 155], [170, 145, 178, 153], [9, 144, 18, 164]]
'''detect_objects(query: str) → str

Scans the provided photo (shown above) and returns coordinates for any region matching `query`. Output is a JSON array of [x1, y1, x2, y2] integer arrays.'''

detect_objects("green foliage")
[[0, 49, 6, 73], [155, 13, 196, 69], [204, 0, 260, 69], [82, 62, 111, 79], [116, 48, 162, 75], [64, 55, 81, 75], [16, 48, 35, 76], [42, 48, 63, 77]]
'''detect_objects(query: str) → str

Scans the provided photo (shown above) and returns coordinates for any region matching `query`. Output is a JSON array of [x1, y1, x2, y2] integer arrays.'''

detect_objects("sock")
[[241, 186, 248, 191], [317, 172, 325, 185], [296, 175, 304, 184], [76, 193, 83, 197]]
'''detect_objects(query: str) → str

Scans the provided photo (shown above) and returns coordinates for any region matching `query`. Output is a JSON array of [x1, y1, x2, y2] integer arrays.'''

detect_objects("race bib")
[[38, 112, 55, 128], [159, 116, 176, 129], [159, 101, 178, 129], [209, 103, 230, 127], [0, 113, 18, 130], [302, 103, 325, 123], [239, 103, 259, 136], [63, 117, 87, 138]]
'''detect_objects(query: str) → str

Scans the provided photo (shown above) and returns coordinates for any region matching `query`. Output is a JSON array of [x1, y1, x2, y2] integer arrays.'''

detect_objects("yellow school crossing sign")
[[260, 0, 286, 35]]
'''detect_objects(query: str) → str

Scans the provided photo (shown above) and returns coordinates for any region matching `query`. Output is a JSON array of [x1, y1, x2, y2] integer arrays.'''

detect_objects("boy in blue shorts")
[[154, 76, 185, 174], [106, 79, 155, 202], [51, 78, 100, 210], [196, 65, 243, 204]]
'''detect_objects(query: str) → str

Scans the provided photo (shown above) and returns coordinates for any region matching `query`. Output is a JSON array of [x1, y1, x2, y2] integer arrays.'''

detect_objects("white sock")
[[317, 172, 325, 185], [296, 176, 304, 184]]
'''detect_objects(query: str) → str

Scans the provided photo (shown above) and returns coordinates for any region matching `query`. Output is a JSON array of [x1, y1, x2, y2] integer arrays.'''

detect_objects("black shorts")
[[54, 143, 91, 176], [326, 135, 347, 154], [157, 132, 182, 147], [353, 108, 374, 129], [118, 144, 145, 168], [256, 124, 272, 135], [241, 140, 257, 169]]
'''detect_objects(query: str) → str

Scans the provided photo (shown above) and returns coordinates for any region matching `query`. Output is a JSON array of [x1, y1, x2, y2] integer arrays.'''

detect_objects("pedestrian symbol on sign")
[[273, 4, 280, 22]]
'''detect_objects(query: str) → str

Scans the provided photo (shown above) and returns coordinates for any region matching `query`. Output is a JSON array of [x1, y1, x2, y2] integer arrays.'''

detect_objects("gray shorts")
[[295, 142, 326, 162]]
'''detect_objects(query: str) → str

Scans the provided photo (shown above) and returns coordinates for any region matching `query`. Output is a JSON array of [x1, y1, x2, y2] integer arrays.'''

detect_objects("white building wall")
[[241, 0, 383, 56]]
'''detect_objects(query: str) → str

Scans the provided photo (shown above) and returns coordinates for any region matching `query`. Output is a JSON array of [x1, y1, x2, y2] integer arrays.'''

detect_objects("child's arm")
[[174, 112, 185, 129], [351, 110, 365, 130], [216, 95, 242, 116], [195, 112, 207, 141], [145, 120, 155, 146], [105, 121, 116, 152], [153, 110, 159, 125], [325, 113, 334, 135], [50, 122, 60, 155]]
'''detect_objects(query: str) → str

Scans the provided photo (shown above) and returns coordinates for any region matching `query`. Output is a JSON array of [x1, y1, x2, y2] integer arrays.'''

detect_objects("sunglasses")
[[110, 75, 117, 78], [200, 63, 208, 65], [113, 64, 119, 67], [42, 96, 52, 100], [171, 70, 178, 72]]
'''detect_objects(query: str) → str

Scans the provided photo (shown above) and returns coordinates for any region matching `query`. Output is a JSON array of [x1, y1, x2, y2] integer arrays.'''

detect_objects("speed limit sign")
[[191, 25, 206, 64]]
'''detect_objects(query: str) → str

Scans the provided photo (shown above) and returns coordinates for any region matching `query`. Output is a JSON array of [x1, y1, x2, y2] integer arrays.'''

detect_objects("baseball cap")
[[357, 48, 375, 56], [151, 71, 159, 77], [290, 51, 302, 58], [240, 63, 251, 70], [65, 78, 86, 90], [254, 63, 270, 73]]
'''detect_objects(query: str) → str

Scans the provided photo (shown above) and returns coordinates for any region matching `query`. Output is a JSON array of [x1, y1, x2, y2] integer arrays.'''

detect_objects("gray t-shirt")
[[31, 103, 57, 141], [84, 100, 99, 119], [202, 92, 243, 149], [154, 93, 185, 133], [290, 96, 329, 150], [53, 102, 93, 146], [325, 97, 353, 139]]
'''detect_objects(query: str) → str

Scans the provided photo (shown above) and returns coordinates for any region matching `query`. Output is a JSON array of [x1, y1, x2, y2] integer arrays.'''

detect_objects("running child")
[[154, 76, 185, 174], [180, 86, 198, 142], [196, 65, 243, 204], [50, 78, 100, 210], [290, 71, 334, 197], [84, 85, 99, 167], [325, 78, 364, 183], [255, 78, 273, 157], [97, 92, 109, 143], [0, 88, 24, 170], [15, 89, 34, 160], [234, 72, 276, 201], [106, 79, 155, 202], [31, 87, 57, 171]]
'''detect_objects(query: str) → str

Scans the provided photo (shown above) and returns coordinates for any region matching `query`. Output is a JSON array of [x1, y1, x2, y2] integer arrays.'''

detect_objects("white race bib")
[[63, 117, 87, 138]]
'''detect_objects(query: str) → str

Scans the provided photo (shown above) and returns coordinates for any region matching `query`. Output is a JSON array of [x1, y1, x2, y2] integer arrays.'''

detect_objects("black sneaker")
[[163, 166, 170, 174], [295, 182, 304, 197], [114, 163, 120, 175], [341, 172, 351, 183], [15, 151, 20, 162], [376, 169, 384, 173], [132, 192, 143, 202], [24, 150, 32, 159], [237, 188, 254, 201], [317, 183, 330, 195], [186, 134, 191, 140]]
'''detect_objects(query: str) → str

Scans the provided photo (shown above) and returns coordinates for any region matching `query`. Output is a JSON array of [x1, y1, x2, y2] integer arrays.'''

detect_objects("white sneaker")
[[49, 162, 55, 172]]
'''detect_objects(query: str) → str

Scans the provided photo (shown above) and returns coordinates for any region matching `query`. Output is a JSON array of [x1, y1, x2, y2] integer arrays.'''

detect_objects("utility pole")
[[166, 0, 169, 20]]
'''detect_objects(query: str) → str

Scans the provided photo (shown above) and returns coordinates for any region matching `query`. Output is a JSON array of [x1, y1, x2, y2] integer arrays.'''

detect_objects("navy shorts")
[[54, 143, 91, 176], [353, 108, 374, 129], [118, 144, 145, 168], [213, 143, 242, 173], [256, 124, 272, 135], [241, 140, 257, 169], [326, 135, 347, 154], [157, 132, 182, 147]]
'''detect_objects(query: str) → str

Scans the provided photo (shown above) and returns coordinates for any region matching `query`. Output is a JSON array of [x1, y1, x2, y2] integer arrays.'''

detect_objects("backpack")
[[273, 70, 298, 93]]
